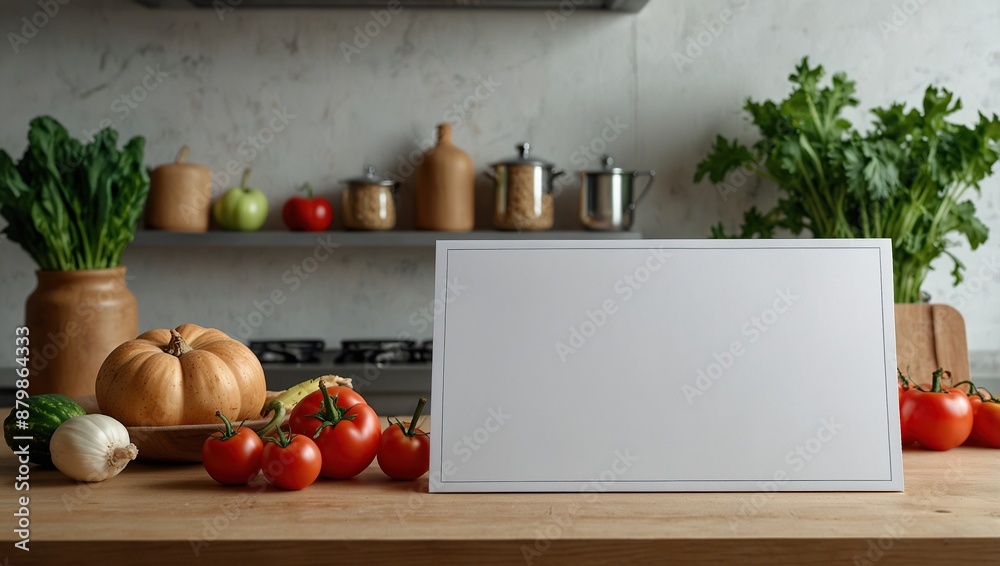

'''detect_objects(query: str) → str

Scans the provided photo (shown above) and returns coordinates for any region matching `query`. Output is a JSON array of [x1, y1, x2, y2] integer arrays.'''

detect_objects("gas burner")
[[334, 339, 432, 366], [249, 340, 325, 364]]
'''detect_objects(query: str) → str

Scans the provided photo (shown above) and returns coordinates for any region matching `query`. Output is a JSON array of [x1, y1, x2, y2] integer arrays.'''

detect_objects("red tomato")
[[897, 372, 915, 445], [282, 184, 332, 231], [955, 380, 1000, 448], [261, 429, 322, 490], [289, 385, 367, 434], [970, 400, 1000, 448], [377, 397, 430, 481], [202, 411, 263, 485], [289, 382, 380, 479], [900, 369, 973, 451]]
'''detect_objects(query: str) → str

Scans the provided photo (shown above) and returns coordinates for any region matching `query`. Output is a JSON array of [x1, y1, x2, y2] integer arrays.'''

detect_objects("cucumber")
[[4, 394, 87, 467]]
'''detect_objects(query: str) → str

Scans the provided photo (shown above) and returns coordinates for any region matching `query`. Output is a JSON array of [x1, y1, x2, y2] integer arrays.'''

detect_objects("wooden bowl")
[[74, 393, 286, 463]]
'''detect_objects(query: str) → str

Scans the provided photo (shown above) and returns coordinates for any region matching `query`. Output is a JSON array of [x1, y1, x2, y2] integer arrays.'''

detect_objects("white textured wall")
[[1, 0, 998, 375]]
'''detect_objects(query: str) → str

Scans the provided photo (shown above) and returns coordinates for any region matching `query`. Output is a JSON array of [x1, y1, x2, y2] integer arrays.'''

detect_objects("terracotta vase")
[[415, 123, 475, 231], [25, 267, 138, 398]]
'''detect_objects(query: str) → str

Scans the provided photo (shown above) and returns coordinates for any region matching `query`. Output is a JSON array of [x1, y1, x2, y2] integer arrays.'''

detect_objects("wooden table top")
[[1, 437, 998, 565]]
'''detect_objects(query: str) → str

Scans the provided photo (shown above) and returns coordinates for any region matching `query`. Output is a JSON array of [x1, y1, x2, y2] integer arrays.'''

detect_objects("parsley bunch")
[[696, 58, 1000, 303]]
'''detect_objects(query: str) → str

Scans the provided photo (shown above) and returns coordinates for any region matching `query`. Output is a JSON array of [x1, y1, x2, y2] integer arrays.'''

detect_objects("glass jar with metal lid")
[[340, 165, 399, 231], [488, 142, 564, 231]]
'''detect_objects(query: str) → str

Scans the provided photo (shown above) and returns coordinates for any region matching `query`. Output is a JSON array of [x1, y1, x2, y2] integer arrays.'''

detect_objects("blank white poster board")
[[429, 239, 902, 493]]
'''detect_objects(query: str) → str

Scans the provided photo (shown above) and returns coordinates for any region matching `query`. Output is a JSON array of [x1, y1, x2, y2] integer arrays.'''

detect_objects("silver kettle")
[[579, 156, 655, 231]]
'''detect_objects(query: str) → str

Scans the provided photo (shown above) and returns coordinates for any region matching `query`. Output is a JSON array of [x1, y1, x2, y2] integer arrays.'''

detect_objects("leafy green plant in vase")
[[695, 58, 1000, 303], [0, 116, 150, 397]]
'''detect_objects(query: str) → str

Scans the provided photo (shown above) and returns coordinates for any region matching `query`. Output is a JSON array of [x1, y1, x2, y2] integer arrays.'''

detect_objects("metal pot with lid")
[[340, 165, 399, 231], [579, 155, 655, 231], [487, 142, 565, 231]]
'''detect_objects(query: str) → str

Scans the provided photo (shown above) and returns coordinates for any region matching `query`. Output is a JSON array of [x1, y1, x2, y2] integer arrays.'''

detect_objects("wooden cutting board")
[[894, 304, 970, 382]]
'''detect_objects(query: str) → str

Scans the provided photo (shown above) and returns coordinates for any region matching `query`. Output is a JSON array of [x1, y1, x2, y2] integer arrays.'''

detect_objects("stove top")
[[249, 339, 325, 364], [249, 338, 431, 366], [334, 339, 432, 366]]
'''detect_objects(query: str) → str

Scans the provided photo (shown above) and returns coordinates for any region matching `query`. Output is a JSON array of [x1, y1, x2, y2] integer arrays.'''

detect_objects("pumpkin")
[[95, 324, 266, 426]]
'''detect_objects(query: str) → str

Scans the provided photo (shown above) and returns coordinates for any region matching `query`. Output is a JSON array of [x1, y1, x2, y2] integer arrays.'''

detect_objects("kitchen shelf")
[[129, 230, 642, 248], [133, 0, 650, 13]]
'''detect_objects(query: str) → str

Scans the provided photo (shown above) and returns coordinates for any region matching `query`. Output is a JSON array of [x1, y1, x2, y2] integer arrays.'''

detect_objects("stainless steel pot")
[[579, 156, 655, 231], [487, 143, 565, 231]]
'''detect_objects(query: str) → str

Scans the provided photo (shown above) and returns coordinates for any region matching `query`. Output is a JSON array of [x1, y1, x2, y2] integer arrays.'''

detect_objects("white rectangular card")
[[429, 239, 902, 492]]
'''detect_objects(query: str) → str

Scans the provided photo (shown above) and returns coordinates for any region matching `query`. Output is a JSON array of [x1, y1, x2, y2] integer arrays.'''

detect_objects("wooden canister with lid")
[[145, 146, 212, 232]]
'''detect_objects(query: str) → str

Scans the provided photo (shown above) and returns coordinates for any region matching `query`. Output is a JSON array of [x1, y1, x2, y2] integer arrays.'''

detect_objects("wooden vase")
[[415, 123, 475, 231], [25, 267, 138, 398]]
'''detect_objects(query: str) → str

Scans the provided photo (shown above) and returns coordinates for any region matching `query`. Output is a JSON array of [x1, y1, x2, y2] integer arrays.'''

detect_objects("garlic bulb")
[[50, 414, 138, 482]]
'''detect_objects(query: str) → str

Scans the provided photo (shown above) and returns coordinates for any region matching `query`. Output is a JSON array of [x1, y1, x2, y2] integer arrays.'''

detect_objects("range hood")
[[134, 0, 649, 12]]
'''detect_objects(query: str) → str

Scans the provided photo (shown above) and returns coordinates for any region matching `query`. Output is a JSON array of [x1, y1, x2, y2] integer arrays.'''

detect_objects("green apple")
[[213, 168, 269, 231]]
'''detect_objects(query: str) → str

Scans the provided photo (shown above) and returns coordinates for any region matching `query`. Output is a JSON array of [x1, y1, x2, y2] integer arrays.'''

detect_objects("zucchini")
[[4, 394, 87, 467]]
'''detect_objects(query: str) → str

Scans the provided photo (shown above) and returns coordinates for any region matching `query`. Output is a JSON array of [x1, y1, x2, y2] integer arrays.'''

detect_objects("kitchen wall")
[[1, 0, 998, 377]]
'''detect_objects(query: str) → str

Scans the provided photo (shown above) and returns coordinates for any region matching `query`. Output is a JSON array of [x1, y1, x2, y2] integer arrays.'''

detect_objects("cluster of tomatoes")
[[202, 383, 430, 490], [898, 368, 1000, 451]]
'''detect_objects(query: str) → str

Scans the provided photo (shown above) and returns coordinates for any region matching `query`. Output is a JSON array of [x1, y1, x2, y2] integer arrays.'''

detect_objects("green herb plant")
[[695, 58, 1000, 303], [0, 116, 150, 270]]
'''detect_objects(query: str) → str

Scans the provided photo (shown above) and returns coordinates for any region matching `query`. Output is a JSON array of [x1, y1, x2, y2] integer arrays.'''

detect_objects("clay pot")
[[145, 146, 212, 232], [25, 267, 138, 398], [415, 123, 475, 231]]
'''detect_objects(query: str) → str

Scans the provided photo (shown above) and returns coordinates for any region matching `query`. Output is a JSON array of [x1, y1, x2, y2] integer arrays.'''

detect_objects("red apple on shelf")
[[282, 183, 333, 232]]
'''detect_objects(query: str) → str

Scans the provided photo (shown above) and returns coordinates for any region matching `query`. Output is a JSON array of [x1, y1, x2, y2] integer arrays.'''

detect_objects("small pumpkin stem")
[[164, 330, 194, 357]]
